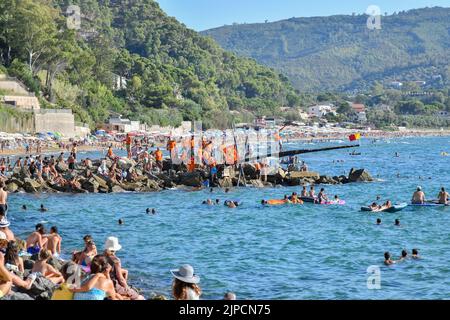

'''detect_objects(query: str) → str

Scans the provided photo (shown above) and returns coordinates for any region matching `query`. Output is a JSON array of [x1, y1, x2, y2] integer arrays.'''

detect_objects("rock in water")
[[6, 182, 19, 193], [249, 179, 265, 188], [111, 185, 126, 193], [348, 168, 374, 182], [23, 178, 42, 193], [82, 178, 99, 193]]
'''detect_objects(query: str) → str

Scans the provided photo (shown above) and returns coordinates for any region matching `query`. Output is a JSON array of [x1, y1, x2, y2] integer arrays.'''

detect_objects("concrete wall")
[[34, 110, 75, 137], [74, 125, 91, 138], [0, 80, 30, 95], [3, 95, 40, 110]]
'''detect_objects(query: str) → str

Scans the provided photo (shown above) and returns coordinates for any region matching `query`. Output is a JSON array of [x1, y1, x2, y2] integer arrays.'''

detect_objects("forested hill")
[[0, 0, 300, 129], [202, 7, 450, 92]]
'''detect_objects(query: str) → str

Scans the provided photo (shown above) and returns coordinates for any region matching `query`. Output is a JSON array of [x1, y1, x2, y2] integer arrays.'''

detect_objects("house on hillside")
[[308, 104, 335, 118], [350, 103, 367, 123]]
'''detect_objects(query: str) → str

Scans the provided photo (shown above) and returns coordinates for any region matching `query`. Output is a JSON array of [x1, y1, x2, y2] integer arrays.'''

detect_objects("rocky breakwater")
[[241, 164, 374, 187], [2, 158, 375, 194]]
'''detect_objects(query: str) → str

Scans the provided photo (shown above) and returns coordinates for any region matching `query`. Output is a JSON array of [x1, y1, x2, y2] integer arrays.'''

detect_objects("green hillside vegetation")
[[202, 7, 450, 92], [0, 0, 300, 129]]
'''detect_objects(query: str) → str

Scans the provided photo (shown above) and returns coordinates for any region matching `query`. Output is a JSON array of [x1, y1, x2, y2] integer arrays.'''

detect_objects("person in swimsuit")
[[309, 186, 316, 199], [437, 187, 449, 205], [26, 224, 48, 255], [72, 255, 122, 300], [0, 181, 8, 216], [412, 187, 426, 204], [31, 249, 64, 284], [317, 188, 329, 204], [0, 252, 13, 299], [301, 186, 308, 197], [45, 226, 62, 258], [76, 240, 97, 273]]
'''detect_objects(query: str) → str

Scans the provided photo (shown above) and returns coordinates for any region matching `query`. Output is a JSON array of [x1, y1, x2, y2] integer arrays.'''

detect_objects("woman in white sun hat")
[[171, 264, 202, 300], [103, 236, 144, 300]]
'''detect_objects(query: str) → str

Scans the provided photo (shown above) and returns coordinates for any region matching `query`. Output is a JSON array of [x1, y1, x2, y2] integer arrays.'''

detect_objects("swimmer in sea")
[[206, 199, 214, 206], [398, 250, 408, 261], [225, 200, 237, 208], [38, 204, 48, 212], [316, 188, 328, 204], [412, 249, 420, 259], [384, 252, 395, 265], [118, 219, 124, 225], [370, 202, 380, 211], [395, 219, 400, 226], [22, 205, 27, 210], [376, 218, 381, 225]]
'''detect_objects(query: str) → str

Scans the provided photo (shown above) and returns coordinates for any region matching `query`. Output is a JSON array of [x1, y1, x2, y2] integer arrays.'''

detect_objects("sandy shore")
[[0, 144, 105, 157]]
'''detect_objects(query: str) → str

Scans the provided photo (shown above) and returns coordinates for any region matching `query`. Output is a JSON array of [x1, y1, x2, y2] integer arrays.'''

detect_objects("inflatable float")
[[361, 203, 408, 213]]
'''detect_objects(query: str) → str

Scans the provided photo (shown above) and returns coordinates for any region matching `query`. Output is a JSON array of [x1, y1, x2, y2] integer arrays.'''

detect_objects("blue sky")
[[156, 0, 450, 31]]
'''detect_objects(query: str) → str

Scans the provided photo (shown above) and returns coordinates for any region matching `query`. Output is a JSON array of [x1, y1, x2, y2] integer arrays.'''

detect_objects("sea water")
[[6, 136, 450, 299]]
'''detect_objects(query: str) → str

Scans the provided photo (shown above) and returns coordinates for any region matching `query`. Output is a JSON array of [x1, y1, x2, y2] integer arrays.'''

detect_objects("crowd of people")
[[1, 179, 239, 300]]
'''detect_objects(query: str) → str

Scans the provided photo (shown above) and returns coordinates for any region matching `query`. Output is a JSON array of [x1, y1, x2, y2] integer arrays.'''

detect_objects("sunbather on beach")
[[31, 249, 64, 284]]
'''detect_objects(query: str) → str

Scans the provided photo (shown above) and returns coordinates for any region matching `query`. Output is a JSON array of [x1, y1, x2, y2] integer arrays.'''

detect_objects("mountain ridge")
[[202, 7, 450, 92]]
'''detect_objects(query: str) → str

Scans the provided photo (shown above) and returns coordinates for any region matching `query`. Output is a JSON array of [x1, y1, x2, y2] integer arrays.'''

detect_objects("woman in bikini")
[[72, 255, 123, 300], [76, 240, 97, 273]]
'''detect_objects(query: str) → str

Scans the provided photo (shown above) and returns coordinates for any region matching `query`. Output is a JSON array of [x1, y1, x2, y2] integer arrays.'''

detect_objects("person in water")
[[317, 188, 329, 204], [398, 250, 408, 261], [118, 219, 124, 225], [309, 186, 315, 198], [437, 187, 449, 205], [395, 219, 400, 226], [283, 195, 292, 204], [412, 187, 426, 204], [38, 204, 48, 212], [22, 205, 27, 211], [224, 292, 236, 300], [384, 252, 395, 265], [370, 202, 380, 211], [376, 218, 382, 225], [412, 249, 420, 259], [291, 192, 302, 204], [225, 200, 237, 208], [301, 186, 308, 197]]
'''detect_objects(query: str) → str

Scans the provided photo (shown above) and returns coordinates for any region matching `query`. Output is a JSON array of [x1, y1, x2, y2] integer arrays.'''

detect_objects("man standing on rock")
[[0, 181, 7, 216]]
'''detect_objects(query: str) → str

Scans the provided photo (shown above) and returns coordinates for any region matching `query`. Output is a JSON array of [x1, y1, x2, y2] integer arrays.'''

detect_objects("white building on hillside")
[[308, 105, 335, 118]]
